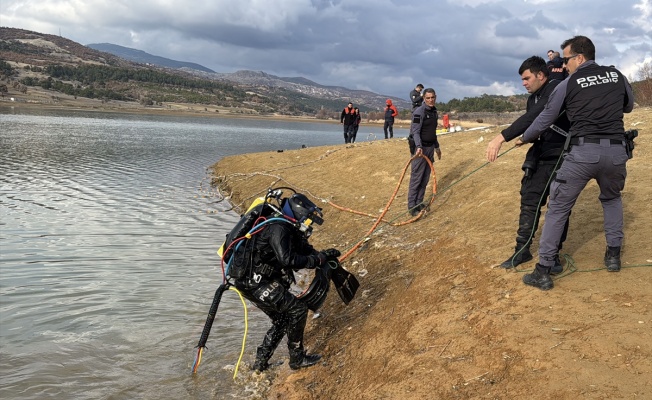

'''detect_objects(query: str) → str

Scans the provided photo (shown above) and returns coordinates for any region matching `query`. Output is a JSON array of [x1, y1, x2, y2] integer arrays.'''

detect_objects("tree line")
[[4, 60, 651, 114]]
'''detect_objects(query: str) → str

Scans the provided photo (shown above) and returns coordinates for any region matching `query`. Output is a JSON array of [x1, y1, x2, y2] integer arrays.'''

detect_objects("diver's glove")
[[320, 248, 341, 260], [309, 252, 327, 268], [310, 249, 341, 268]]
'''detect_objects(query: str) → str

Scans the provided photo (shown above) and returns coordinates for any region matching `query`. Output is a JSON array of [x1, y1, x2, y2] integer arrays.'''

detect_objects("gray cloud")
[[2, 0, 650, 102]]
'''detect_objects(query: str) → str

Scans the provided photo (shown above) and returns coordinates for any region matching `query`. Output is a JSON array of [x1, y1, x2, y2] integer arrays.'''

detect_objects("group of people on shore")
[[428, 35, 631, 292], [339, 99, 399, 142], [339, 35, 633, 293], [339, 102, 361, 143], [233, 34, 634, 377], [488, 36, 633, 291]]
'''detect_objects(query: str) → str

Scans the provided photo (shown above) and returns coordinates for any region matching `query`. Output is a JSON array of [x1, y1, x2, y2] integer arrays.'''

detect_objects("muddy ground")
[[213, 107, 651, 400]]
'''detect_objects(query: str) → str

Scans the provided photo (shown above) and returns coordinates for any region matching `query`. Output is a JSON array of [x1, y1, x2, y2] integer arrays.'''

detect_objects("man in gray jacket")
[[408, 88, 441, 216]]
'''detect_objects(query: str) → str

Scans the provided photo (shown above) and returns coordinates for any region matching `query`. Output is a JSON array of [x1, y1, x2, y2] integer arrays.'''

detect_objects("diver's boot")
[[604, 246, 621, 272], [522, 263, 553, 291], [500, 246, 533, 269], [252, 346, 273, 372], [550, 254, 564, 275], [289, 349, 321, 370]]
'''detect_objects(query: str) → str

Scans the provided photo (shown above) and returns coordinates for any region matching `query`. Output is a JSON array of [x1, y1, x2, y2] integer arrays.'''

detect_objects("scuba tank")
[[217, 196, 278, 260]]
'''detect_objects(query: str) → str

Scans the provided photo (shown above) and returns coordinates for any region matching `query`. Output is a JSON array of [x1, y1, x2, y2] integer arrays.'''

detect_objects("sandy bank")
[[211, 107, 652, 399]]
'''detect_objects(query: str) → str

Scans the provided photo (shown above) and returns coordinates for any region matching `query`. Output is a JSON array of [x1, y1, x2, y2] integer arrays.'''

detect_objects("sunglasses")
[[562, 54, 580, 64]]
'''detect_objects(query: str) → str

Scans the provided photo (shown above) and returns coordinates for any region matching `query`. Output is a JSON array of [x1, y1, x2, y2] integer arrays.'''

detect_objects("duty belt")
[[570, 137, 624, 146]]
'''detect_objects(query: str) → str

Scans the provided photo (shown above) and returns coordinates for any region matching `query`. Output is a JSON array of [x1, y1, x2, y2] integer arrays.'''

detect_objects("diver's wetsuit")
[[232, 221, 320, 370]]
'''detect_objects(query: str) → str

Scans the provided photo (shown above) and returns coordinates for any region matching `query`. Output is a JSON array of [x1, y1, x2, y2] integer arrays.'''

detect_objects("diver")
[[228, 192, 341, 372]]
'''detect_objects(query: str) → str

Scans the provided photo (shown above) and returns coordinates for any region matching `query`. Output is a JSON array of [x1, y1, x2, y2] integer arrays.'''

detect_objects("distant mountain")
[[1, 28, 412, 113], [194, 70, 411, 110], [85, 42, 408, 110], [86, 43, 215, 73]]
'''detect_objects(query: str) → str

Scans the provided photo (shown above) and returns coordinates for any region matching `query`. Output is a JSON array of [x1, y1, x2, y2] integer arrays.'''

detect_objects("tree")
[[634, 61, 652, 106]]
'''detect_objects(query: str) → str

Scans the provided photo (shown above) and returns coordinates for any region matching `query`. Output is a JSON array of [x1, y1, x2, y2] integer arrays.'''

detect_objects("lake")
[[0, 106, 409, 399]]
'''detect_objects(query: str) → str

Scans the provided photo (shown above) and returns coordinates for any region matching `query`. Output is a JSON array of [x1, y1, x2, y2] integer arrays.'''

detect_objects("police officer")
[[410, 83, 425, 111], [408, 88, 441, 216], [486, 56, 570, 273], [546, 50, 568, 81], [517, 35, 634, 290], [230, 193, 340, 370]]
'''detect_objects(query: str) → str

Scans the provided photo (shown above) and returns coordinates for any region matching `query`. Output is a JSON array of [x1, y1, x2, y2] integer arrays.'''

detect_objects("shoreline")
[[0, 87, 500, 129]]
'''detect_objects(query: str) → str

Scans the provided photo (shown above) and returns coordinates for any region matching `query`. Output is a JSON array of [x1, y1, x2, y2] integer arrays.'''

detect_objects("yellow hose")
[[228, 286, 248, 380]]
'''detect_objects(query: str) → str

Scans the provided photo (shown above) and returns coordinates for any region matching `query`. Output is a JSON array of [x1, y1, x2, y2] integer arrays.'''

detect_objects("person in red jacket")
[[383, 99, 398, 139], [340, 102, 356, 143]]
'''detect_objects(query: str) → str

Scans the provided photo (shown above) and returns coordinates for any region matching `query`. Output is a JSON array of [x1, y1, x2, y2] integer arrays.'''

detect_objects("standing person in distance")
[[340, 102, 356, 144], [407, 88, 441, 216], [410, 83, 425, 111], [546, 50, 568, 81], [351, 107, 361, 143], [485, 56, 570, 273], [383, 99, 398, 139], [517, 35, 634, 290]]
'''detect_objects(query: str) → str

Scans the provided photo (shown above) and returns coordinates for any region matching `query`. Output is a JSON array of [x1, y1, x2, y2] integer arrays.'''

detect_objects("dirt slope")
[[212, 107, 651, 400]]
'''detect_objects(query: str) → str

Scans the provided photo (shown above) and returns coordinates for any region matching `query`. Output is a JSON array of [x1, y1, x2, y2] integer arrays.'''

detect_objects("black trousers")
[[239, 279, 308, 357], [516, 161, 569, 250], [383, 121, 394, 138]]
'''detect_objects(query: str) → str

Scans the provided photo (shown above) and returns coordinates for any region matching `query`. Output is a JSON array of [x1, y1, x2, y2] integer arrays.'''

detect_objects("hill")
[[1, 27, 410, 114], [3, 27, 649, 119], [211, 107, 651, 399], [86, 43, 215, 73]]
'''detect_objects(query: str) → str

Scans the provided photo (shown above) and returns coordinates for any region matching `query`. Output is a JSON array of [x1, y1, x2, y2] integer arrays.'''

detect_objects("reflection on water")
[[0, 107, 401, 399]]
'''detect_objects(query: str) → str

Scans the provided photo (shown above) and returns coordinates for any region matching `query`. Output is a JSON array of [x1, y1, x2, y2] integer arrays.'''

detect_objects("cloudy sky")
[[2, 0, 651, 102]]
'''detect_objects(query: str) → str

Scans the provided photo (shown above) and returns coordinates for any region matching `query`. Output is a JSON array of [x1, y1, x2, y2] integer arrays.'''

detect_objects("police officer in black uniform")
[[546, 50, 568, 81], [230, 193, 340, 370], [517, 35, 634, 290], [486, 56, 570, 273], [410, 83, 425, 111], [408, 88, 442, 216]]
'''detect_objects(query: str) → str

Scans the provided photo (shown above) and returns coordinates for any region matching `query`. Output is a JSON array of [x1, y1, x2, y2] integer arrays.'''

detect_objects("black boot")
[[550, 254, 563, 275], [252, 346, 273, 372], [522, 263, 553, 290], [251, 320, 285, 372], [289, 349, 321, 370], [604, 246, 621, 272], [500, 246, 533, 269]]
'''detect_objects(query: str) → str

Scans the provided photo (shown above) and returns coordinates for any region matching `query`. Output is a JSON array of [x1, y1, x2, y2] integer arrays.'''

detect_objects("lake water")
[[0, 106, 409, 399]]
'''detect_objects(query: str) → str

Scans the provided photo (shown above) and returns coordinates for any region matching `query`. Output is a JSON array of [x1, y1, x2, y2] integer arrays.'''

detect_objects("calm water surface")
[[0, 107, 411, 399]]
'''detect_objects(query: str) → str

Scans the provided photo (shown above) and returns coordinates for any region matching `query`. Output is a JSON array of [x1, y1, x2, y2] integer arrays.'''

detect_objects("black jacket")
[[501, 78, 569, 161], [409, 103, 439, 148], [521, 61, 633, 143], [564, 62, 631, 138], [341, 106, 356, 125], [547, 57, 568, 81], [410, 89, 423, 109]]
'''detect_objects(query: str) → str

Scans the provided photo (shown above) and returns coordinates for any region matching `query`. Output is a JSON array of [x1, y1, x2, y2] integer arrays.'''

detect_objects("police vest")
[[420, 107, 438, 143], [565, 63, 628, 137]]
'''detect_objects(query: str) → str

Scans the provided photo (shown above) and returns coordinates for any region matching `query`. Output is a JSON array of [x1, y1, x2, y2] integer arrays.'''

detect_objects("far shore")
[[1, 85, 507, 129]]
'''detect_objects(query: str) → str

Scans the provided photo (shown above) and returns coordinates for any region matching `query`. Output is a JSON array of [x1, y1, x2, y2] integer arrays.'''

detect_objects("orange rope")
[[334, 153, 436, 262]]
